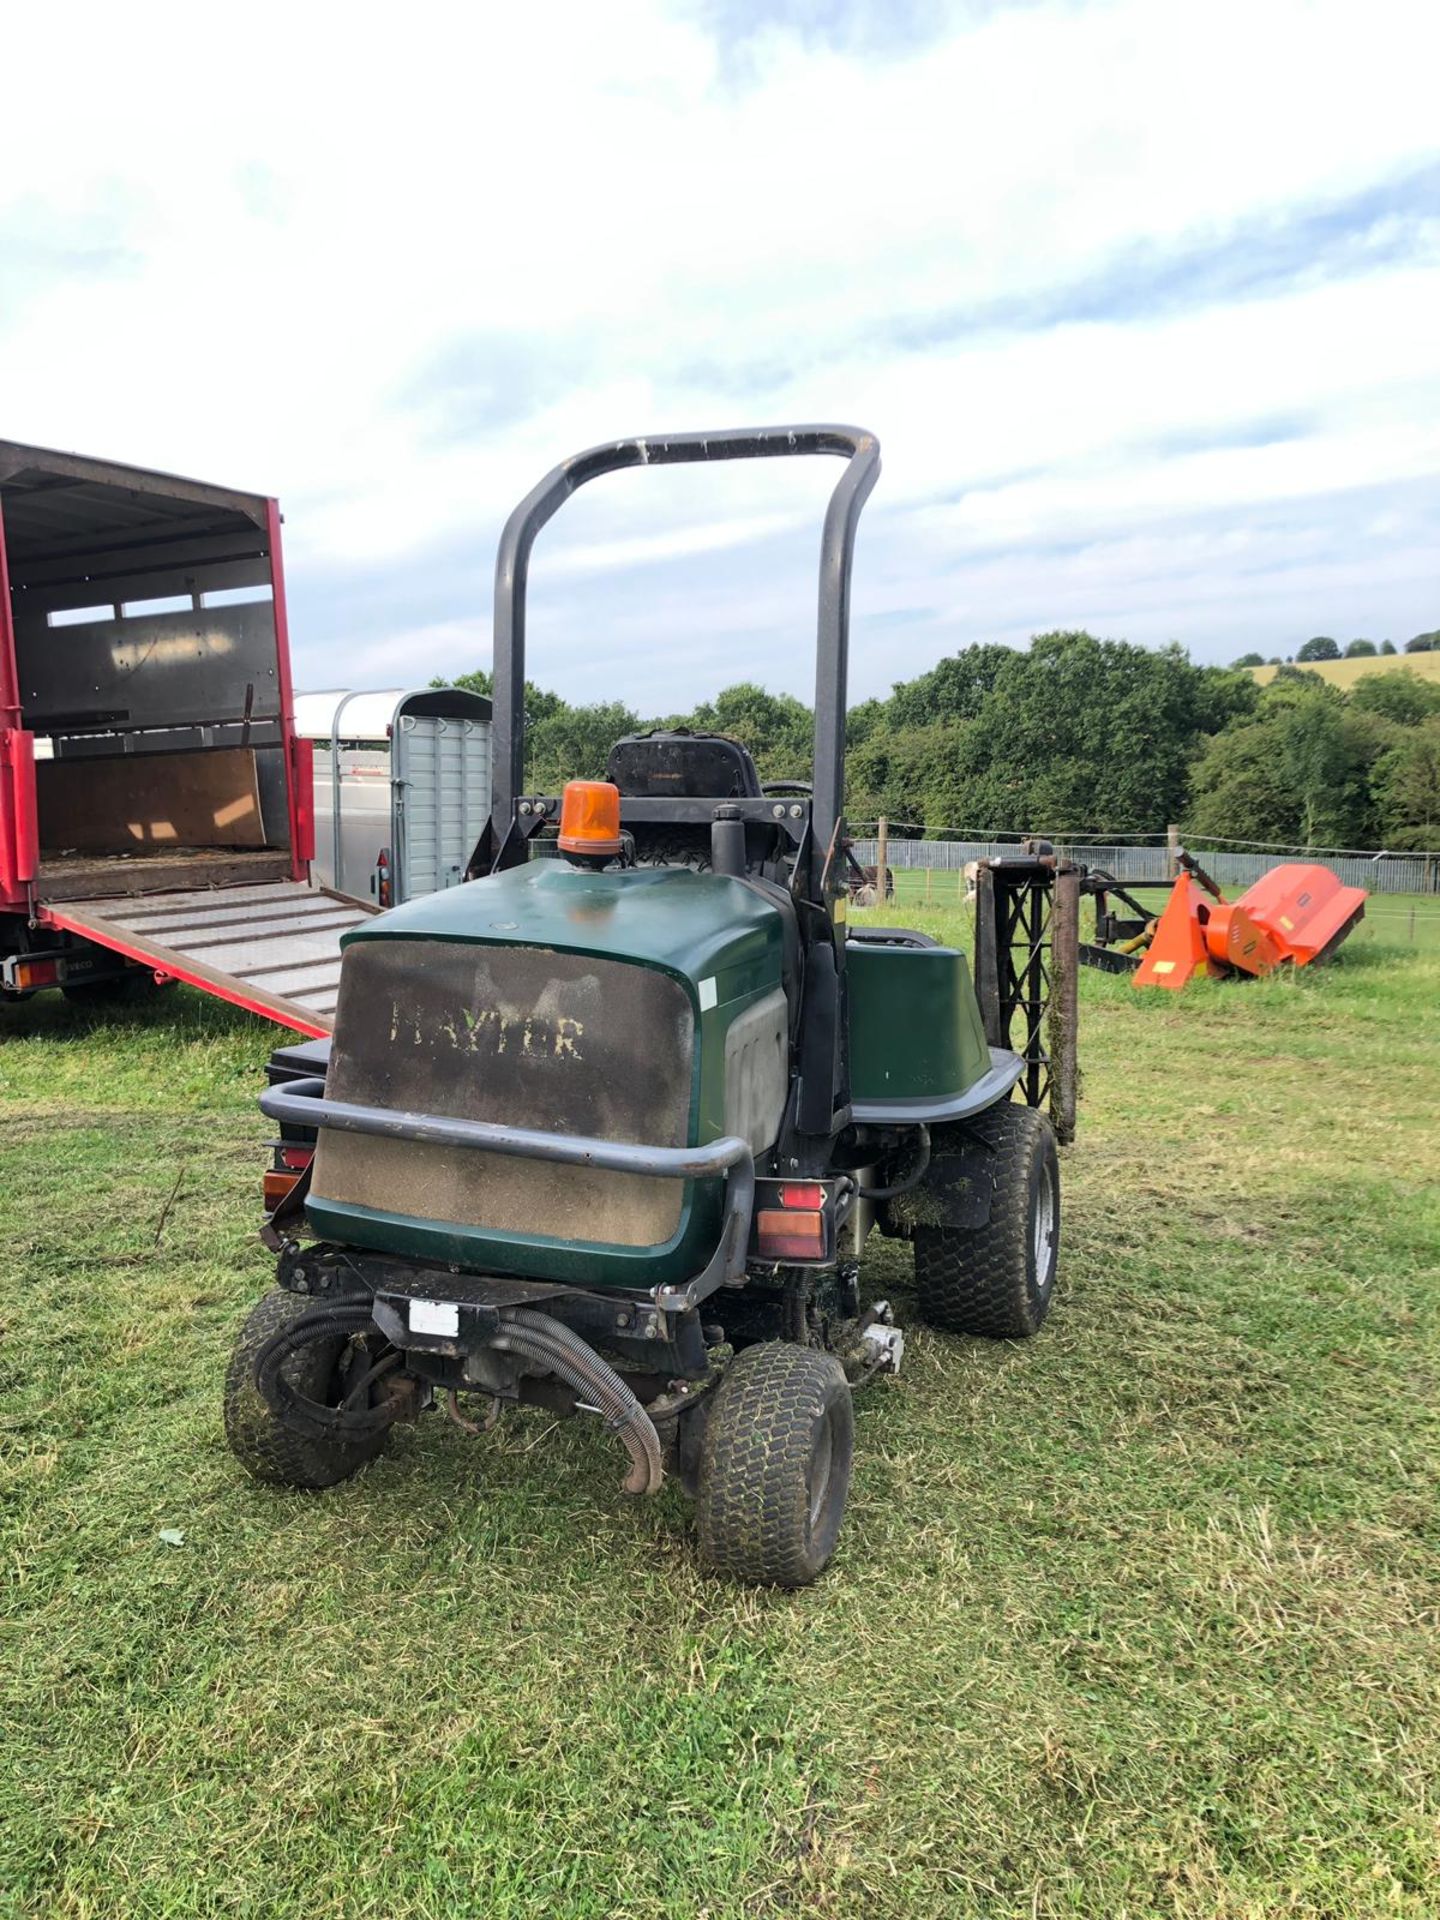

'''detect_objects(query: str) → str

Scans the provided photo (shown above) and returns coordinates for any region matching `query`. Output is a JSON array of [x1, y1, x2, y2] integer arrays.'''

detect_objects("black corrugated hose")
[[491, 1307, 664, 1496], [254, 1300, 664, 1493], [253, 1302, 401, 1438], [863, 1124, 932, 1201]]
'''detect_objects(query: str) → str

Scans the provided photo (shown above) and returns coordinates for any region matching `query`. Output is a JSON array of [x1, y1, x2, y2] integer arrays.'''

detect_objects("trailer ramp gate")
[[39, 881, 376, 1037]]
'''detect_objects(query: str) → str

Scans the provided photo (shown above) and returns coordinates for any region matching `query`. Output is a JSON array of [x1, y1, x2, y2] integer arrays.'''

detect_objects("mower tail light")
[[265, 1143, 313, 1208], [263, 1169, 302, 1208], [779, 1182, 825, 1209], [557, 779, 624, 856], [756, 1208, 826, 1261]]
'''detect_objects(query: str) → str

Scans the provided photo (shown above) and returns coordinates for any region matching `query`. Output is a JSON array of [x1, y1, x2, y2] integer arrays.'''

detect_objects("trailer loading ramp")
[[39, 880, 377, 1037]]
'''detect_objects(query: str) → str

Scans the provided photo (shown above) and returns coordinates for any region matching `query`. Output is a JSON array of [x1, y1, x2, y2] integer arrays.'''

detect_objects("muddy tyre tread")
[[223, 1286, 389, 1491], [913, 1101, 1059, 1339], [696, 1341, 853, 1588]]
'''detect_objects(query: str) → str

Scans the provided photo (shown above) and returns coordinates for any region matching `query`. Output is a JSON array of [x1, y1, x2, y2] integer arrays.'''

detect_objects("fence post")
[[973, 864, 1002, 1046], [876, 816, 888, 904], [1167, 823, 1180, 874], [1051, 866, 1081, 1146]]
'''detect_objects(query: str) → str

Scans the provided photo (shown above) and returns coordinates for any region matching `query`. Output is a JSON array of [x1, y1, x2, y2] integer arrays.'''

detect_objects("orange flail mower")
[[1127, 855, 1367, 989]]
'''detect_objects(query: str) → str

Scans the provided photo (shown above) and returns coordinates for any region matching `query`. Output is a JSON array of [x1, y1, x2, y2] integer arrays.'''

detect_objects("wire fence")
[[848, 834, 1439, 898], [848, 833, 1440, 947]]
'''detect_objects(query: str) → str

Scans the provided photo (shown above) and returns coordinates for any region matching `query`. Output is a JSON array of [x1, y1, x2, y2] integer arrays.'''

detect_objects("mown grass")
[[1, 916, 1437, 1918]]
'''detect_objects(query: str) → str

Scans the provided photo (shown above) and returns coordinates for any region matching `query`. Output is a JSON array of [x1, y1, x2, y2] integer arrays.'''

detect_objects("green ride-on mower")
[[226, 425, 1064, 1587]]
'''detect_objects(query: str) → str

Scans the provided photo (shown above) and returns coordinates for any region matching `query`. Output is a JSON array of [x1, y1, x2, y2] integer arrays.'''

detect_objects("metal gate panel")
[[395, 712, 490, 900]]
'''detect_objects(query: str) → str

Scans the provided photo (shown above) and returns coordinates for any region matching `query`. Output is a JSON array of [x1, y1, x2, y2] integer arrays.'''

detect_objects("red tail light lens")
[[264, 1169, 302, 1208], [779, 1182, 825, 1209], [291, 735, 316, 864], [756, 1208, 826, 1261], [266, 1143, 313, 1208]]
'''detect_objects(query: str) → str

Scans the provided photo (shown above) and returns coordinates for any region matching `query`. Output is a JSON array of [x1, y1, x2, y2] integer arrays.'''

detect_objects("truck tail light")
[[291, 735, 315, 864], [11, 955, 59, 991]]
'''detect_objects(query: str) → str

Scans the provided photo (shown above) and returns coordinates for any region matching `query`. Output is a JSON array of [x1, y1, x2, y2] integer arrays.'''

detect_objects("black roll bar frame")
[[485, 425, 881, 891]]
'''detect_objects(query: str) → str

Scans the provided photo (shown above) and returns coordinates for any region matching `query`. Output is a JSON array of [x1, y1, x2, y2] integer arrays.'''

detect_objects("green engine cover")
[[303, 860, 994, 1286], [305, 860, 786, 1286]]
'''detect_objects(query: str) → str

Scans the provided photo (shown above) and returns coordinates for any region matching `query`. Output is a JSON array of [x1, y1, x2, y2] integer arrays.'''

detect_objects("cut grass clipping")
[[2, 905, 1437, 1919]]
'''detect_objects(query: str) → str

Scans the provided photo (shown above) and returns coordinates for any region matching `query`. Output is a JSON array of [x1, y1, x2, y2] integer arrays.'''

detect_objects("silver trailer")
[[293, 688, 492, 906]]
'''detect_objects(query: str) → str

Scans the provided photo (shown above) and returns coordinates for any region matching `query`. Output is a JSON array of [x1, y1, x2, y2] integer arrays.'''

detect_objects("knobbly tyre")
[[225, 426, 1065, 1587]]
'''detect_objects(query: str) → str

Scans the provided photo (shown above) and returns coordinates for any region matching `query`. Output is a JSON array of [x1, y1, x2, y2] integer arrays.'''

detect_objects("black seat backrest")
[[606, 729, 763, 800]]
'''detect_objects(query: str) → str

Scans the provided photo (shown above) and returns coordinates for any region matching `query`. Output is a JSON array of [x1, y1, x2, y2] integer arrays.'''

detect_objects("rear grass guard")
[[311, 939, 695, 1252]]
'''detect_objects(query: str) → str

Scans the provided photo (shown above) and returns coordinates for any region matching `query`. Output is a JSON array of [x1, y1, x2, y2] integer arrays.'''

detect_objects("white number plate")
[[409, 1298, 460, 1337]]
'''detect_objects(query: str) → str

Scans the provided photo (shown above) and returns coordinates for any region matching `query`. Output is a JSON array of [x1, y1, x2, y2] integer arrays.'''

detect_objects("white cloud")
[[0, 0, 1437, 701]]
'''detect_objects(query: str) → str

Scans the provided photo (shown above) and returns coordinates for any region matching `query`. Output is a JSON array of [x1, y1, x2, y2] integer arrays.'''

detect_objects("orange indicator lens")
[[756, 1208, 826, 1261]]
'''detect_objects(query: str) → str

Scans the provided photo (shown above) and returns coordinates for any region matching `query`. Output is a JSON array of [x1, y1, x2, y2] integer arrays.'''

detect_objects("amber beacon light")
[[557, 780, 625, 857]]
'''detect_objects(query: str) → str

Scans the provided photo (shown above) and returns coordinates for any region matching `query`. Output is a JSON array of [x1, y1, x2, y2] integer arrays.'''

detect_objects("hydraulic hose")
[[490, 1307, 664, 1496], [863, 1124, 932, 1201], [254, 1302, 400, 1439]]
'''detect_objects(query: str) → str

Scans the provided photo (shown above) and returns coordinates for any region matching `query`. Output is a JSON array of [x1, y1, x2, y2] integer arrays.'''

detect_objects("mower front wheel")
[[224, 1287, 392, 1491], [696, 1342, 853, 1588]]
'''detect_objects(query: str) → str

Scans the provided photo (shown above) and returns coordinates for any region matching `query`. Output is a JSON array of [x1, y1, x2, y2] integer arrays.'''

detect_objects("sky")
[[1, 0, 1437, 713]]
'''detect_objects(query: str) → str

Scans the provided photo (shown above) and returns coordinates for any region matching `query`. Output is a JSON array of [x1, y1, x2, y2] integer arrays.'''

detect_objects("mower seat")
[[606, 728, 763, 799], [606, 729, 786, 876]]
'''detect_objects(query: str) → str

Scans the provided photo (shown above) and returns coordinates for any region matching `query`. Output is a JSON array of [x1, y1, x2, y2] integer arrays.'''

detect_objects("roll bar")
[[487, 424, 881, 880]]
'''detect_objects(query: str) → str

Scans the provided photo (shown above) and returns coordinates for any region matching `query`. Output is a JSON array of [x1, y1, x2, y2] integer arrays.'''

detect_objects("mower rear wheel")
[[224, 1287, 392, 1490], [913, 1101, 1059, 1339], [695, 1342, 853, 1588]]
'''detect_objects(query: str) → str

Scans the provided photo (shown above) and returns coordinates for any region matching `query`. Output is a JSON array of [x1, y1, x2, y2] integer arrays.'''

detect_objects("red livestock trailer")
[[0, 439, 374, 1036]]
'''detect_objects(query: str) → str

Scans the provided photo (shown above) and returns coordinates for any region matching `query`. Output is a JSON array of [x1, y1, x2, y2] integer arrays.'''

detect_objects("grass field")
[[2, 916, 1438, 1918], [1247, 653, 1440, 691]]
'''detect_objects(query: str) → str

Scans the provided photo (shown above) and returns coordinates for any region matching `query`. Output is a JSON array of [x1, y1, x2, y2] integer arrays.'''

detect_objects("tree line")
[[446, 628, 1440, 851], [1234, 631, 1438, 666]]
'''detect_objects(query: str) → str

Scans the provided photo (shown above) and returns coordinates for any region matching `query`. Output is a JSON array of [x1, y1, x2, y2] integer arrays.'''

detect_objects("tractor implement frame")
[[972, 852, 1081, 1144]]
